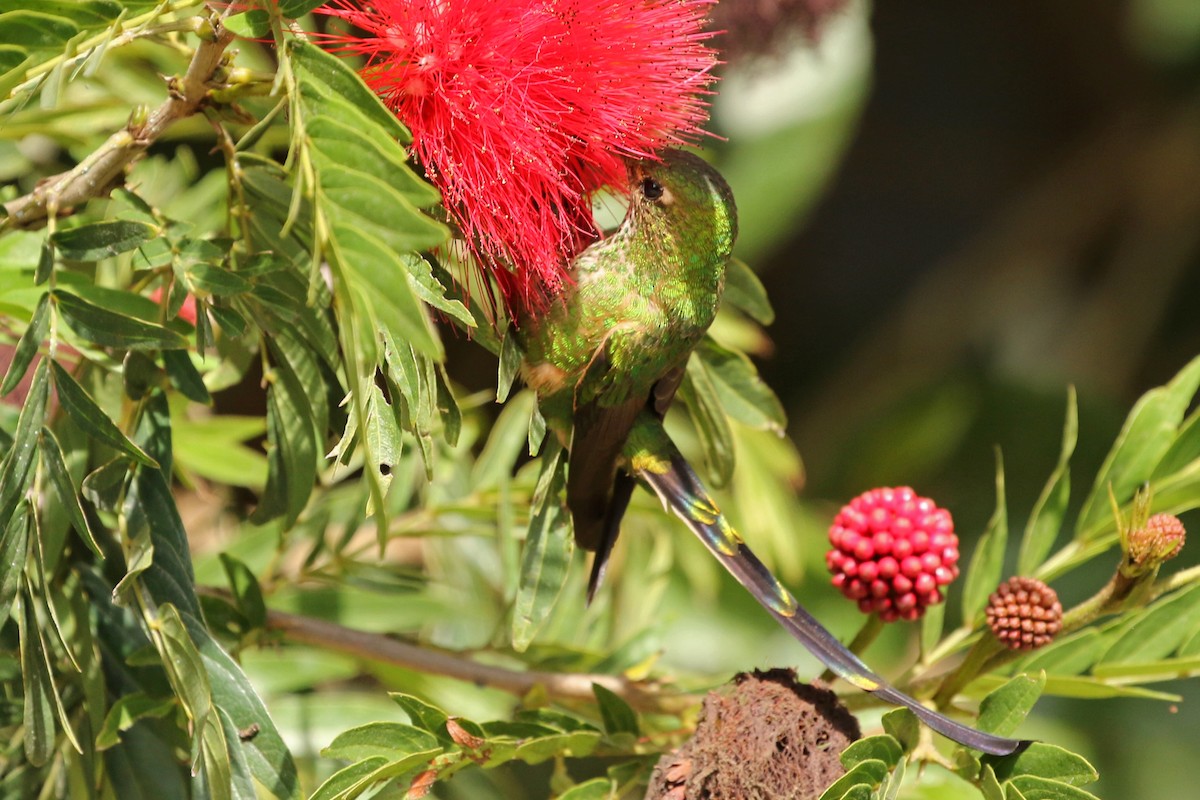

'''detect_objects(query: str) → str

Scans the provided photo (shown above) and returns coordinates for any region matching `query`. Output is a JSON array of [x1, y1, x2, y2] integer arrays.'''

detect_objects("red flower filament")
[[318, 0, 718, 312]]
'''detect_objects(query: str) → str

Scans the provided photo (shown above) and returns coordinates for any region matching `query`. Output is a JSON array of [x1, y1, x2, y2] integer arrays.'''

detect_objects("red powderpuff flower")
[[317, 0, 718, 313], [826, 487, 960, 622]]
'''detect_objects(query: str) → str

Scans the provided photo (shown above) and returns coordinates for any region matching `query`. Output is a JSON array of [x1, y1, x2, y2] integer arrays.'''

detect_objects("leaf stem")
[[2, 12, 236, 230], [203, 587, 694, 714]]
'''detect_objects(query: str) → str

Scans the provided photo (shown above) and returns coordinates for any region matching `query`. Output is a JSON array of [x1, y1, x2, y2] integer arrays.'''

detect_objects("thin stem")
[[932, 633, 1005, 708], [202, 588, 695, 714], [1150, 564, 1200, 601]]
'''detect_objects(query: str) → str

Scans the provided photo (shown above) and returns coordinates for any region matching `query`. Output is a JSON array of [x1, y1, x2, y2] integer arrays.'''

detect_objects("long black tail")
[[623, 416, 1027, 756]]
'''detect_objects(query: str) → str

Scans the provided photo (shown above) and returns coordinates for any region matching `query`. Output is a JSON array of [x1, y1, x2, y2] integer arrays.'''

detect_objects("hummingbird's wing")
[[623, 412, 1029, 757], [583, 363, 687, 602], [567, 329, 646, 554]]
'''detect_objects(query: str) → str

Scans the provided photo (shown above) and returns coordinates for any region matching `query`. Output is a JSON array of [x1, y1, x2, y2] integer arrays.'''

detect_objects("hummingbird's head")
[[625, 149, 738, 253]]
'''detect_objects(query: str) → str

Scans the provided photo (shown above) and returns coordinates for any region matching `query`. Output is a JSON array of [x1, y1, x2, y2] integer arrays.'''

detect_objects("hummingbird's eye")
[[640, 177, 665, 201]]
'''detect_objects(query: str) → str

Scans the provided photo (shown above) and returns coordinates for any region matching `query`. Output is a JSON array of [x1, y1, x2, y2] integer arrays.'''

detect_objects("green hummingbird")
[[519, 149, 1026, 756]]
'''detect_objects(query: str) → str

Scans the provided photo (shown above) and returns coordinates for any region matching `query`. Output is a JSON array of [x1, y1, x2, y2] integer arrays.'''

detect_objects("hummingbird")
[[518, 149, 1026, 756]]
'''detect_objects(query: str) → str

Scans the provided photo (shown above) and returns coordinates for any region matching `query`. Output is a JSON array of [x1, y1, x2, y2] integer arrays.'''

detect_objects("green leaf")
[[881, 708, 919, 753], [0, 359, 48, 528], [322, 722, 441, 762], [697, 337, 786, 432], [278, 0, 331, 21], [35, 238, 54, 284], [18, 593, 56, 766], [0, 11, 79, 53], [50, 361, 157, 466], [990, 743, 1098, 787], [497, 326, 523, 404], [50, 220, 156, 261], [186, 263, 251, 296], [962, 450, 1008, 621], [126, 470, 199, 618], [189, 616, 301, 800], [1076, 354, 1200, 539], [435, 364, 461, 447], [155, 603, 213, 724], [817, 760, 889, 800], [981, 765, 1006, 800], [96, 692, 177, 750], [921, 599, 946, 660], [216, 706, 258, 800], [288, 40, 411, 143], [1098, 583, 1200, 664], [841, 735, 903, 770], [511, 730, 602, 764], [557, 778, 617, 800], [681, 350, 735, 488], [100, 720, 190, 800], [38, 426, 103, 558], [1090, 654, 1200, 680], [0, 504, 29, 625], [223, 9, 270, 39], [11, 1, 121, 26], [0, 290, 48, 395], [977, 673, 1045, 736], [162, 350, 211, 404], [512, 441, 572, 652], [308, 757, 389, 800], [723, 257, 774, 325], [220, 554, 266, 630], [389, 693, 450, 738], [474, 391, 536, 491], [1018, 388, 1076, 575], [252, 345, 319, 527], [1020, 629, 1109, 676], [53, 289, 189, 350], [1006, 776, 1100, 800], [592, 683, 639, 737], [329, 223, 443, 359]]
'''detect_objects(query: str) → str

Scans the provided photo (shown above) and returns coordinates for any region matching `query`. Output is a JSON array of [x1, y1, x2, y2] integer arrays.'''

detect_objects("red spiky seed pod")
[[985, 577, 1063, 650], [826, 486, 960, 622], [1126, 513, 1186, 574]]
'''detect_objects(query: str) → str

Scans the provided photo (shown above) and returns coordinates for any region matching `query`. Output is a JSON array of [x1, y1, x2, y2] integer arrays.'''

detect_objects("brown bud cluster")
[[985, 577, 1063, 650], [1125, 513, 1186, 575]]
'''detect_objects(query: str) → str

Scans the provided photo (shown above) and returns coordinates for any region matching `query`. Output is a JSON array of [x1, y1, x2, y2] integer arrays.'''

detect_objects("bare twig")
[[207, 589, 695, 713], [1, 19, 236, 230]]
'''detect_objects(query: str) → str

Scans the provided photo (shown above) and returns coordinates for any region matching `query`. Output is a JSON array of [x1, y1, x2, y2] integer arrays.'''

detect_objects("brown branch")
[[230, 595, 694, 714], [1, 18, 236, 230]]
